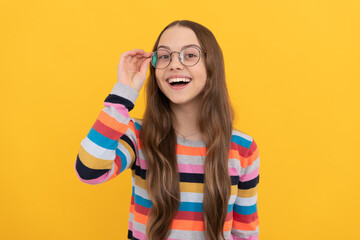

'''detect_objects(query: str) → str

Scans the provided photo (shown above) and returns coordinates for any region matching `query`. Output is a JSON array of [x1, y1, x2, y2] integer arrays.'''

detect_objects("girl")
[[75, 20, 260, 240]]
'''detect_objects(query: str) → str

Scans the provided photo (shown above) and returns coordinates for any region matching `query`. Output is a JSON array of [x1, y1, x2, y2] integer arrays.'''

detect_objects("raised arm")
[[74, 49, 152, 185], [75, 83, 139, 184]]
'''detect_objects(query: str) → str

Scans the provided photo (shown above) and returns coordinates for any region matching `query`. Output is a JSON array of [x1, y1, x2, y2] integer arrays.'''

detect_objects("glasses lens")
[[151, 51, 157, 68], [181, 47, 200, 66], [152, 49, 170, 68]]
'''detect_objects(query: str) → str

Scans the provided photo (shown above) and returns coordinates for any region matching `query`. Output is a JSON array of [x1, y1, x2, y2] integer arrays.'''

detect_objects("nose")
[[168, 52, 183, 70]]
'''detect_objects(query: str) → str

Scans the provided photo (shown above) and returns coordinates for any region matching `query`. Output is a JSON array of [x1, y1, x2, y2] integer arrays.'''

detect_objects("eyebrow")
[[157, 44, 201, 50]]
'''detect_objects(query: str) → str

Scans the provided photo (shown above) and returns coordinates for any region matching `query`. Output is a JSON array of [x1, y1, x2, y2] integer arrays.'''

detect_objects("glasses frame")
[[151, 46, 206, 69]]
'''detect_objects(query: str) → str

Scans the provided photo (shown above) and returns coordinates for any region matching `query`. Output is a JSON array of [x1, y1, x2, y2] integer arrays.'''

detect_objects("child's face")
[[155, 26, 207, 107]]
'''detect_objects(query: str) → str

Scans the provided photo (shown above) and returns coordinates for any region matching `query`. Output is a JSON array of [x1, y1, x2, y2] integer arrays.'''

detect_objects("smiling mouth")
[[168, 77, 192, 86]]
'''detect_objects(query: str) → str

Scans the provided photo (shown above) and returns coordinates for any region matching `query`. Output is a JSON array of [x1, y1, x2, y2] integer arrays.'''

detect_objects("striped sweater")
[[75, 83, 260, 240]]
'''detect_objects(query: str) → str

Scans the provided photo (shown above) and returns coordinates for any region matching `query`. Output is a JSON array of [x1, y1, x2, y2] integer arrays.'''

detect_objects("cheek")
[[155, 70, 164, 84], [196, 63, 207, 82]]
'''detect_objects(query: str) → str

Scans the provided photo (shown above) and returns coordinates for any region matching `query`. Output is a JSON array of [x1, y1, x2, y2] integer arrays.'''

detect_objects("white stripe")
[[240, 156, 260, 175], [235, 194, 258, 206], [180, 192, 203, 202], [232, 130, 253, 142], [103, 106, 130, 123], [134, 184, 151, 200], [117, 143, 132, 170], [231, 226, 259, 238], [81, 137, 115, 160]]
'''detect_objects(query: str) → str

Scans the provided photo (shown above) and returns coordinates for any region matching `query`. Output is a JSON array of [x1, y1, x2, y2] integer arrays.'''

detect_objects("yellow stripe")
[[237, 185, 258, 198], [135, 175, 147, 190], [78, 145, 113, 170], [119, 138, 135, 167]]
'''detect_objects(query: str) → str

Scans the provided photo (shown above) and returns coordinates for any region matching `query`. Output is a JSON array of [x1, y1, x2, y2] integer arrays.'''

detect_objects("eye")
[[156, 49, 171, 60], [185, 53, 197, 58], [158, 54, 170, 59]]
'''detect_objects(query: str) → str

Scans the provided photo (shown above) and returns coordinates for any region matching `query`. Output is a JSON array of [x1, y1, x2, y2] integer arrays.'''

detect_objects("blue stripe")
[[87, 128, 118, 150], [134, 121, 142, 130], [231, 135, 252, 149], [227, 204, 234, 213], [116, 148, 128, 173], [179, 202, 203, 212], [134, 193, 233, 213], [234, 203, 257, 215], [135, 194, 152, 208]]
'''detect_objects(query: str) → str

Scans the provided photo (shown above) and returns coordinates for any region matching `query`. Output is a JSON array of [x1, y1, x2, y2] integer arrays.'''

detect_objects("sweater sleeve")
[[231, 139, 260, 240], [74, 82, 139, 185]]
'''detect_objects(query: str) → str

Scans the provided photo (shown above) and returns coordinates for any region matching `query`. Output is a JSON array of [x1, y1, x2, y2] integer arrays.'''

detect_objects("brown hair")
[[141, 20, 234, 240]]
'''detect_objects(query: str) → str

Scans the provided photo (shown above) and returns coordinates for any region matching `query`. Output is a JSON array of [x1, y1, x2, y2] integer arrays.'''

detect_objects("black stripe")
[[128, 230, 139, 240], [75, 155, 109, 180], [180, 172, 203, 183], [120, 134, 137, 161], [180, 172, 239, 185], [133, 167, 238, 185], [238, 175, 259, 190], [135, 164, 147, 179], [130, 159, 136, 170], [105, 94, 134, 111]]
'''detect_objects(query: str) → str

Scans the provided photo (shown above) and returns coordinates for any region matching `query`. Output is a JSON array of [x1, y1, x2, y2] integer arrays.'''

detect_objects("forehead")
[[158, 26, 200, 50]]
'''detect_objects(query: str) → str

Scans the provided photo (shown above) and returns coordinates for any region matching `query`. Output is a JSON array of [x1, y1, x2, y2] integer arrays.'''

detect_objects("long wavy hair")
[[140, 20, 234, 240]]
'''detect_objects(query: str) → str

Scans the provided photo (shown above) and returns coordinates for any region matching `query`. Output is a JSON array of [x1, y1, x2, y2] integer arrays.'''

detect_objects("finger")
[[140, 57, 151, 74], [130, 51, 152, 66], [143, 51, 153, 58], [125, 54, 145, 66], [135, 57, 146, 69], [130, 55, 143, 65], [120, 49, 145, 63]]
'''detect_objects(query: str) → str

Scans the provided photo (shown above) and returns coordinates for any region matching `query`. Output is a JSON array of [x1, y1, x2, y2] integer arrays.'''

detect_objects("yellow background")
[[1, 0, 359, 239]]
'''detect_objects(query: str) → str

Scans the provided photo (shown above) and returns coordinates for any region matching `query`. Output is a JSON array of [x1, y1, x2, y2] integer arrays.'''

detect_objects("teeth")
[[168, 78, 191, 84]]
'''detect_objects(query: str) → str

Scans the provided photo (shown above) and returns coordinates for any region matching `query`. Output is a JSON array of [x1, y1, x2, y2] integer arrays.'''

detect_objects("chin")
[[168, 98, 189, 105], [168, 95, 201, 107]]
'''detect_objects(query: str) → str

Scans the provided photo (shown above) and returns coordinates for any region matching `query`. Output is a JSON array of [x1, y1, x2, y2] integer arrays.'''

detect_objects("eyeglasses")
[[151, 46, 206, 69]]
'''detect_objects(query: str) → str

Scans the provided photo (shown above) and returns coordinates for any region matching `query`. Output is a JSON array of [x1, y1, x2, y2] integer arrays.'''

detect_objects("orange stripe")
[[132, 210, 235, 232], [129, 203, 134, 214], [176, 145, 207, 156], [229, 149, 239, 159], [98, 111, 128, 134], [134, 211, 148, 225], [233, 218, 259, 231], [223, 219, 233, 231], [171, 219, 204, 231], [229, 144, 259, 169], [240, 147, 259, 168], [108, 163, 118, 181]]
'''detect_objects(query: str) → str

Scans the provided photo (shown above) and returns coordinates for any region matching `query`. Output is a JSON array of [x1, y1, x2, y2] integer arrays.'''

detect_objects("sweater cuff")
[[110, 82, 139, 105]]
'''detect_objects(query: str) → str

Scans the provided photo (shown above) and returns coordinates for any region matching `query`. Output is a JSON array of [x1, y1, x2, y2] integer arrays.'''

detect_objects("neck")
[[170, 101, 203, 141]]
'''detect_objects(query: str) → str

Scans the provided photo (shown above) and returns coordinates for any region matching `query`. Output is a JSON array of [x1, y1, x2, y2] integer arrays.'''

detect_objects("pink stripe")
[[240, 167, 259, 182], [137, 158, 148, 169], [232, 235, 258, 240], [133, 229, 146, 240], [229, 167, 239, 176], [136, 161, 239, 176], [177, 164, 238, 176], [128, 221, 133, 231], [74, 161, 112, 185], [104, 102, 130, 118], [177, 164, 204, 173]]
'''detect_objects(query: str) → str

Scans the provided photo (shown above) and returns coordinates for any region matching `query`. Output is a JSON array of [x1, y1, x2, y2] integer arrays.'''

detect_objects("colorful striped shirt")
[[75, 83, 260, 240]]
